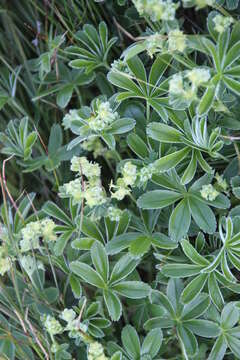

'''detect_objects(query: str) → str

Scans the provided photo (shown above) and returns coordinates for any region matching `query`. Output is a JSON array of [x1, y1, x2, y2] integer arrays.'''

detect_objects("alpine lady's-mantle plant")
[[1, 0, 240, 359]]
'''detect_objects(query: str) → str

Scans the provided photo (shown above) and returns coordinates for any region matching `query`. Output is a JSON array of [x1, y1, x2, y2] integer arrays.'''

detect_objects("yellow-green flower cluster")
[[63, 178, 83, 203], [145, 33, 163, 58], [88, 101, 118, 132], [139, 164, 155, 184], [213, 14, 234, 34], [111, 162, 137, 200], [42, 315, 63, 336], [200, 184, 219, 201], [122, 162, 137, 186], [71, 156, 101, 178], [0, 245, 11, 276], [81, 137, 106, 158], [133, 0, 178, 22], [60, 309, 76, 323], [168, 30, 187, 53], [169, 68, 211, 102], [187, 68, 211, 87], [41, 218, 57, 242], [61, 157, 106, 208], [20, 218, 56, 252], [62, 109, 81, 130], [60, 308, 88, 337], [143, 30, 186, 58], [108, 207, 123, 222], [215, 173, 228, 191], [111, 59, 129, 74], [88, 342, 109, 360]]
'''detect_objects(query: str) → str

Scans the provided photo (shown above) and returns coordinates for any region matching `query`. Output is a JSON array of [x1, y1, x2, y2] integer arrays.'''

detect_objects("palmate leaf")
[[67, 22, 117, 73], [65, 96, 136, 150], [0, 117, 37, 160], [121, 325, 141, 359], [146, 118, 221, 184], [138, 173, 229, 239], [144, 279, 216, 357], [32, 64, 95, 108], [108, 55, 171, 122], [70, 245, 149, 321], [208, 303, 240, 360]]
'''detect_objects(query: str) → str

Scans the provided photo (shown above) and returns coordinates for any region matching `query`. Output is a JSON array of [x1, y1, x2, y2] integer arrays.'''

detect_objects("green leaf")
[[137, 190, 182, 210], [56, 85, 74, 108], [106, 233, 140, 255], [91, 242, 109, 283], [155, 291, 175, 318], [154, 147, 191, 172], [141, 328, 163, 357], [54, 230, 73, 256], [127, 133, 149, 159], [127, 56, 147, 94], [103, 290, 122, 321], [69, 274, 82, 298], [169, 199, 191, 242], [70, 261, 106, 288], [177, 324, 198, 357], [208, 335, 227, 360], [181, 239, 209, 266], [123, 43, 147, 61], [188, 196, 216, 233], [181, 293, 210, 320], [148, 99, 168, 122], [181, 151, 197, 185], [144, 316, 174, 330], [228, 251, 240, 272], [202, 38, 221, 72], [198, 84, 216, 116], [162, 264, 205, 278], [81, 217, 104, 241], [14, 193, 36, 232], [208, 272, 224, 311], [149, 54, 172, 92], [129, 236, 151, 258], [184, 319, 220, 338], [111, 351, 122, 360], [121, 325, 141, 360], [151, 233, 178, 249], [108, 118, 136, 135], [107, 71, 143, 97], [109, 254, 139, 285], [112, 281, 150, 299], [48, 124, 62, 154], [221, 302, 239, 328], [147, 123, 183, 143], [101, 133, 116, 149], [167, 278, 183, 313], [0, 339, 15, 360], [224, 40, 240, 68], [43, 201, 73, 226], [72, 237, 95, 250], [181, 273, 208, 303], [223, 76, 240, 96], [226, 334, 240, 358]]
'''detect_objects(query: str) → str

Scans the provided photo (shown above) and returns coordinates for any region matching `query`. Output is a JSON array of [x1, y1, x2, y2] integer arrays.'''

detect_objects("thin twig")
[[25, 308, 50, 360], [14, 309, 28, 334], [76, 297, 87, 329], [113, 17, 145, 41]]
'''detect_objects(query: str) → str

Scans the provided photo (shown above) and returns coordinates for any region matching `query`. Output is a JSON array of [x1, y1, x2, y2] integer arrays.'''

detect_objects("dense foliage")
[[1, 0, 240, 359]]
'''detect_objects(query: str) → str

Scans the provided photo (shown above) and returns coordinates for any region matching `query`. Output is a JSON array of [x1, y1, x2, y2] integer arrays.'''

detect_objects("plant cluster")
[[1, 0, 240, 359]]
